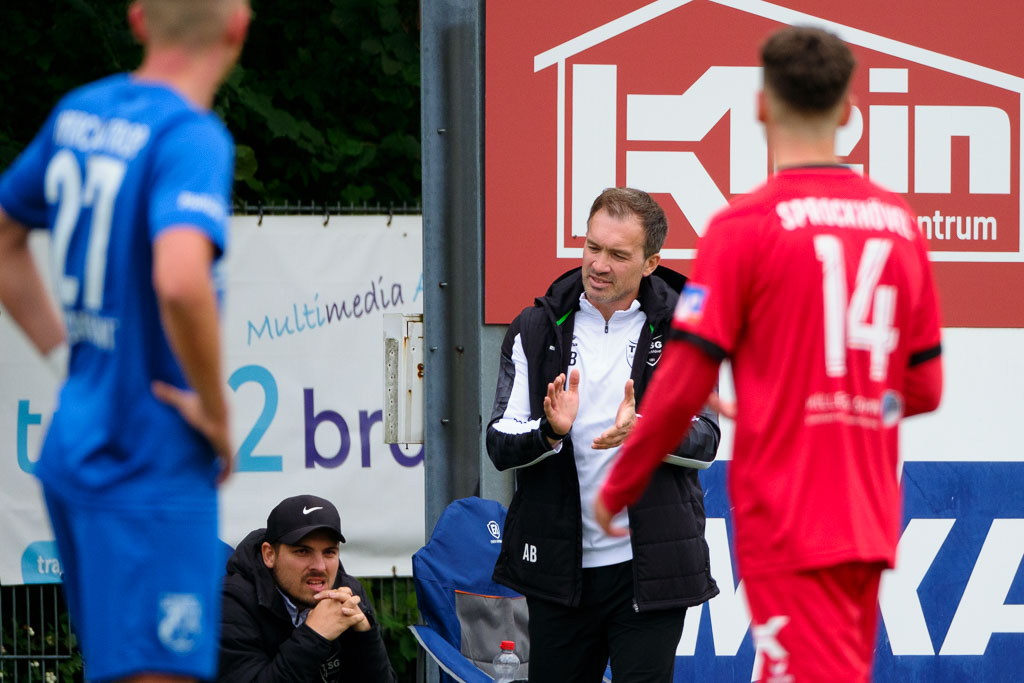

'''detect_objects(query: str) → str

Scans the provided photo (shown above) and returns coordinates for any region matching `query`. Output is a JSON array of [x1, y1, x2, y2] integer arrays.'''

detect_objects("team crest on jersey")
[[157, 593, 202, 654], [674, 283, 708, 326], [320, 655, 341, 682], [647, 335, 664, 367], [881, 390, 904, 427]]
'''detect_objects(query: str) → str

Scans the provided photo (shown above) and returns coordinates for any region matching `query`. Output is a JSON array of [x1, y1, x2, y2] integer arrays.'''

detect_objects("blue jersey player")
[[0, 1, 250, 681]]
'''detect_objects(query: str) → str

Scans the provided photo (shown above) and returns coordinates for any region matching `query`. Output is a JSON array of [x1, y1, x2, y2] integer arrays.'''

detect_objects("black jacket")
[[217, 529, 396, 683], [487, 266, 720, 611]]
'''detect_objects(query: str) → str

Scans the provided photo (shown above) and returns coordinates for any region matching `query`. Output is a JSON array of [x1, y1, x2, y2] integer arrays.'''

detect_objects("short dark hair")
[[587, 187, 668, 258], [760, 26, 855, 113]]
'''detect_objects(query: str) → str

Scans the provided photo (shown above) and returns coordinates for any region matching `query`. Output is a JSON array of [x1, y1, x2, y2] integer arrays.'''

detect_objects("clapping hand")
[[592, 379, 637, 450], [543, 369, 580, 443]]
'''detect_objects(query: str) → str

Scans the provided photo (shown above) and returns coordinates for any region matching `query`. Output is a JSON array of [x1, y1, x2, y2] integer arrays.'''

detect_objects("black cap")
[[265, 495, 346, 545]]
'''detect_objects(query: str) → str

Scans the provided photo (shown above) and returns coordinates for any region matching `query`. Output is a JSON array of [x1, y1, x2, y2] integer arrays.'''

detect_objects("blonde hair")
[[138, 0, 244, 48]]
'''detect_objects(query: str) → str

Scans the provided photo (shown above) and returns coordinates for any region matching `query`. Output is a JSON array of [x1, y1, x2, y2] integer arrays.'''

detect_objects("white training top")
[[491, 294, 647, 567], [571, 295, 645, 568]]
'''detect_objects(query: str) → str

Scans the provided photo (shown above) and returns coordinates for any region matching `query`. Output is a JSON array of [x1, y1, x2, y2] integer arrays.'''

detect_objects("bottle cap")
[[500, 640, 515, 650]]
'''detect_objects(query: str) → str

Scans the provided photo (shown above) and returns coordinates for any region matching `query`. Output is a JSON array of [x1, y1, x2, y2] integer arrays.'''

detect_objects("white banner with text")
[[1, 215, 424, 584]]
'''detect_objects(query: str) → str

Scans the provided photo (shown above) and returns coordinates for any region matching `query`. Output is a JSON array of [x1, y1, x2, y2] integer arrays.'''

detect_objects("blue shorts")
[[43, 485, 222, 682]]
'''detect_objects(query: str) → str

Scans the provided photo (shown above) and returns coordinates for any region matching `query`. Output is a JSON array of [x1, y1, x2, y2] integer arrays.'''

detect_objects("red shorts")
[[744, 561, 885, 683]]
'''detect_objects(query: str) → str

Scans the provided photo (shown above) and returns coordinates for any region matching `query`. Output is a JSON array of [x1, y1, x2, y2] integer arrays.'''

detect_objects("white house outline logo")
[[533, 0, 1024, 263]]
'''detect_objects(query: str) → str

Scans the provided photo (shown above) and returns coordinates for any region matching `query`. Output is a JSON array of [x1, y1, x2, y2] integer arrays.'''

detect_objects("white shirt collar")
[[578, 293, 642, 320], [277, 587, 310, 627]]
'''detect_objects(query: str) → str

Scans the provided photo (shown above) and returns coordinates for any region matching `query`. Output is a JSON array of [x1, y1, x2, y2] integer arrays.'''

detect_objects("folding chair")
[[409, 497, 529, 682]]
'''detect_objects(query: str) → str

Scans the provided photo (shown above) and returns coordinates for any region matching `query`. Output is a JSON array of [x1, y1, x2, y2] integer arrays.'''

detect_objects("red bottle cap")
[[500, 640, 515, 650]]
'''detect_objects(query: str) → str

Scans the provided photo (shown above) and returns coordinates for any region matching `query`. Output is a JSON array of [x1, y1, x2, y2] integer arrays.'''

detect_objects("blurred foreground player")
[[596, 26, 943, 682], [0, 0, 250, 680]]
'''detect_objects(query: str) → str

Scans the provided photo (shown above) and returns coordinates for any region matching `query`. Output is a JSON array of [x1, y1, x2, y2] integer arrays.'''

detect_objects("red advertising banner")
[[485, 0, 1024, 326]]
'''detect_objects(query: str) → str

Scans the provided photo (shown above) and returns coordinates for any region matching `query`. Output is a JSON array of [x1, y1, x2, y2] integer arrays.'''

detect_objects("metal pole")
[[421, 2, 487, 679], [420, 0, 485, 573], [421, 0, 485, 537]]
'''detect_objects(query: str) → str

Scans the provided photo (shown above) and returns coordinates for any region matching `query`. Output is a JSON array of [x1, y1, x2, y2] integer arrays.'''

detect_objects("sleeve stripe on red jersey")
[[909, 343, 942, 367], [669, 328, 728, 362]]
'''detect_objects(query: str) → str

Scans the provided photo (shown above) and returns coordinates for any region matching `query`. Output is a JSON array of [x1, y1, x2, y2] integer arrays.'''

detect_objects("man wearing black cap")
[[217, 495, 396, 682]]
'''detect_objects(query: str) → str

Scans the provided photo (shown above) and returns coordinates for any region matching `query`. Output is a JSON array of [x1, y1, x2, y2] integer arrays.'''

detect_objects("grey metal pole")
[[420, 0, 485, 564], [421, 4, 486, 677]]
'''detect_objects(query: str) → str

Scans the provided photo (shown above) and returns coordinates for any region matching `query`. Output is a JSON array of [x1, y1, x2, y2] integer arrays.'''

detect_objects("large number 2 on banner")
[[814, 236, 899, 382], [44, 149, 126, 310]]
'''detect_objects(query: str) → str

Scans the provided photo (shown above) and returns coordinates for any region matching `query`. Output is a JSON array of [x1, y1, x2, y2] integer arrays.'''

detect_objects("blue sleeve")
[[148, 116, 234, 257], [0, 115, 55, 229]]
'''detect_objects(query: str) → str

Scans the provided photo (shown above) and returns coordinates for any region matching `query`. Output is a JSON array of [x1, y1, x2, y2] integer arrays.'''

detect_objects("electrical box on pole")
[[383, 313, 425, 444]]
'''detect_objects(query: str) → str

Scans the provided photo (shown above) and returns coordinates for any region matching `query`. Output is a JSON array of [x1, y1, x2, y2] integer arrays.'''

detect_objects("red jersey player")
[[596, 26, 943, 682]]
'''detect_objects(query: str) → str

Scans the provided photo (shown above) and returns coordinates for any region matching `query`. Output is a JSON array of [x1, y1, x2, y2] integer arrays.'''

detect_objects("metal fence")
[[233, 201, 422, 223], [364, 576, 422, 683], [1, 578, 420, 683], [0, 584, 81, 682]]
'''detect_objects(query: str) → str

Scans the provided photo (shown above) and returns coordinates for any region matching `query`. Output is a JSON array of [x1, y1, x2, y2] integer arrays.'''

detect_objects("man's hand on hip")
[[152, 380, 233, 484]]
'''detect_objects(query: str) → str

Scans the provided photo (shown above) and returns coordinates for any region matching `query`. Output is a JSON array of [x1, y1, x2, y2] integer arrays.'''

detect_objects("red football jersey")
[[677, 166, 942, 577]]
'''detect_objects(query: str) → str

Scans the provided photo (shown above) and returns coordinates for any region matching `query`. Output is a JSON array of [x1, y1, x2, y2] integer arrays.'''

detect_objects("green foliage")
[[0, 613, 83, 682], [0, 2, 139, 174], [0, 0, 422, 207], [360, 577, 421, 683]]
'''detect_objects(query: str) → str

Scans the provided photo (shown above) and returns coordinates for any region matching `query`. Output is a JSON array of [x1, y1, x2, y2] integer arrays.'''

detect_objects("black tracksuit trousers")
[[526, 560, 687, 683]]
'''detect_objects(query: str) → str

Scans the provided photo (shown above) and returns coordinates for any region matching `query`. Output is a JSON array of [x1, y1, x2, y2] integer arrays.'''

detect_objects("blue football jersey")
[[0, 74, 233, 498]]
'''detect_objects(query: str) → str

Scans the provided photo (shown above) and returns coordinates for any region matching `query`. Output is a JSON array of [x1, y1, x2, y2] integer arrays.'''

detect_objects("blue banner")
[[673, 461, 1024, 681]]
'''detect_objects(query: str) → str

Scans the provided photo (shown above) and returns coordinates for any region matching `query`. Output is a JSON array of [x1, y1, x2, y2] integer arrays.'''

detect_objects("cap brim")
[[273, 525, 346, 545]]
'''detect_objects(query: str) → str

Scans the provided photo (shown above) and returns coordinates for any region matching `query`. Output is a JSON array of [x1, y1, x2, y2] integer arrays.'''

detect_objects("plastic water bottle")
[[492, 640, 520, 683]]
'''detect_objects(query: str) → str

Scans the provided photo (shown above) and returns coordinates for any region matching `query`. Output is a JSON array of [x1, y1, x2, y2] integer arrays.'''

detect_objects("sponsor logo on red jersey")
[[674, 283, 708, 327]]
